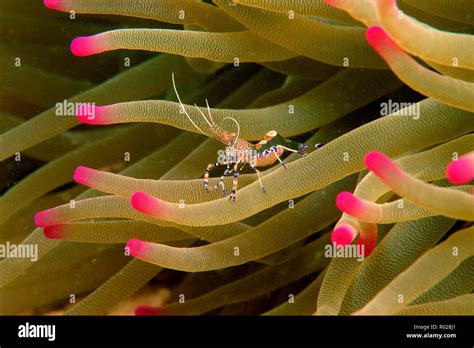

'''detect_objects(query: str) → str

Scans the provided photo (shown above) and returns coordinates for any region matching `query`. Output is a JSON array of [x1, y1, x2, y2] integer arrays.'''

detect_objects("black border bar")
[[1, 316, 473, 346]]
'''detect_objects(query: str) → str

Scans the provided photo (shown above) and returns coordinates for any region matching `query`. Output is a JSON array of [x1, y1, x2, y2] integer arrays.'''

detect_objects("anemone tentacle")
[[375, 0, 474, 69], [75, 68, 401, 139], [1, 0, 472, 316], [125, 101, 473, 227]]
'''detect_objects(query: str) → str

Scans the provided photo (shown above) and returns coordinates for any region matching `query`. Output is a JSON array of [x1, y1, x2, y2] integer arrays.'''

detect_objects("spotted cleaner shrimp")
[[172, 73, 322, 201]]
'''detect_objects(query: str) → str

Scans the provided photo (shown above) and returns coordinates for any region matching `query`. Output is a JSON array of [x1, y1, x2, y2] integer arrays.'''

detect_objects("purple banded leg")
[[204, 162, 220, 192], [229, 161, 242, 202], [216, 162, 232, 197]]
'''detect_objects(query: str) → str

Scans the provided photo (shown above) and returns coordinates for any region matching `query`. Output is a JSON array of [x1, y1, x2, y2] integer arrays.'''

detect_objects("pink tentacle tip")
[[76, 104, 106, 125], [323, 0, 342, 6], [134, 305, 163, 316], [364, 150, 386, 165], [446, 154, 474, 185], [331, 224, 357, 247], [70, 36, 101, 57], [336, 191, 364, 215], [43, 0, 64, 10], [364, 150, 398, 176], [73, 166, 95, 186], [366, 26, 388, 44], [366, 26, 399, 52], [43, 225, 64, 240], [131, 192, 162, 216], [34, 210, 52, 228], [126, 239, 148, 257]]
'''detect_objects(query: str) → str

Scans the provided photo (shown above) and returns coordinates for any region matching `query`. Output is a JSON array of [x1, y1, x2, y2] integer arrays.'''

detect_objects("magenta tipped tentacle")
[[126, 239, 148, 258], [76, 104, 109, 125], [35, 208, 73, 228], [336, 191, 392, 224], [130, 192, 168, 218], [134, 305, 164, 316], [43, 225, 65, 240], [364, 150, 403, 181], [331, 223, 357, 247], [324, 0, 344, 8], [336, 191, 368, 217], [33, 196, 156, 228], [331, 219, 377, 257], [34, 209, 56, 228], [374, 0, 474, 70], [365, 25, 404, 60], [43, 0, 65, 11], [363, 150, 474, 221], [70, 35, 104, 57], [446, 152, 474, 185], [73, 166, 99, 187]]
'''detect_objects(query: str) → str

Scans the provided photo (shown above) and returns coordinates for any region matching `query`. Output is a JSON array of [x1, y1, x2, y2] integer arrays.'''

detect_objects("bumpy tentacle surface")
[[124, 176, 356, 271], [375, 0, 474, 69], [401, 0, 474, 25], [337, 184, 471, 224], [75, 69, 401, 139], [135, 233, 330, 315], [215, 0, 386, 68], [1, 0, 472, 316], [235, 0, 358, 25], [355, 226, 474, 315], [70, 30, 297, 62], [365, 26, 474, 112], [338, 216, 455, 315], [361, 151, 474, 221], [0, 55, 203, 161], [126, 101, 473, 227], [332, 134, 473, 253], [44, 0, 245, 31]]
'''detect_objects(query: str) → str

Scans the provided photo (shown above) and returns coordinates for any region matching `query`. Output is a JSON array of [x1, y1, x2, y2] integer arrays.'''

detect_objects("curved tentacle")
[[70, 30, 296, 62], [126, 101, 473, 227], [75, 68, 401, 140], [375, 0, 474, 70], [366, 26, 474, 112]]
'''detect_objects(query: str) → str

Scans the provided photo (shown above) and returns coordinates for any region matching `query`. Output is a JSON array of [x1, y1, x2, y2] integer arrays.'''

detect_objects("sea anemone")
[[0, 0, 472, 316]]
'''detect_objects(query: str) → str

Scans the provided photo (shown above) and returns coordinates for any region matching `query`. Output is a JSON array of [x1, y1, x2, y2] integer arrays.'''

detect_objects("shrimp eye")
[[264, 130, 278, 141]]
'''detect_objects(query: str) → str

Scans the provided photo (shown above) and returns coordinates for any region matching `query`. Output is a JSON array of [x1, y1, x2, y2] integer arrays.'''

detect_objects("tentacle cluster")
[[0, 0, 472, 316], [326, 0, 474, 112]]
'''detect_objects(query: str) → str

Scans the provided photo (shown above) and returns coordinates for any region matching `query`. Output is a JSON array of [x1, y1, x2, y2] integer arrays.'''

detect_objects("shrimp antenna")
[[205, 99, 215, 125], [193, 103, 213, 128], [171, 73, 207, 135], [222, 117, 241, 144]]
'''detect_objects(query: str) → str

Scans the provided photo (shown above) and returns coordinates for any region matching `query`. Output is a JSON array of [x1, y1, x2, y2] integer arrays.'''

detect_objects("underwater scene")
[[0, 0, 473, 321]]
